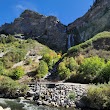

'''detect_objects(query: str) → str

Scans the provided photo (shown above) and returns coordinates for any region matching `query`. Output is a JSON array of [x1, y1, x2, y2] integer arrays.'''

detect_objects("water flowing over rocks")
[[0, 106, 11, 110], [26, 82, 88, 108]]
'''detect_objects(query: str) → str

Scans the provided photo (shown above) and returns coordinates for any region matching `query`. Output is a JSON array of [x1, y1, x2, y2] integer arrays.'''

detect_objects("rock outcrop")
[[67, 0, 110, 44], [0, 10, 67, 52]]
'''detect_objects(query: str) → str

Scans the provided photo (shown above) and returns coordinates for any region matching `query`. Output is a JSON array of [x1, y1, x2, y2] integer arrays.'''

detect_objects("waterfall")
[[71, 34, 75, 46], [67, 34, 75, 49], [67, 34, 71, 49]]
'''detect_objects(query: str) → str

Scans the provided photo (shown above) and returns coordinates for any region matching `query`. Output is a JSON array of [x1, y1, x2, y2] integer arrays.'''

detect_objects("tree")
[[36, 60, 48, 79], [58, 62, 71, 80], [79, 56, 105, 82]]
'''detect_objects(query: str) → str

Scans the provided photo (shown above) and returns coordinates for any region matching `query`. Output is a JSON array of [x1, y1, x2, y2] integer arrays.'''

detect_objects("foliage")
[[2, 50, 26, 68], [58, 62, 71, 80], [0, 76, 29, 97], [42, 52, 60, 69], [9, 66, 25, 80], [79, 56, 105, 82], [0, 76, 19, 94], [99, 61, 110, 83], [0, 35, 16, 44], [82, 83, 110, 109], [36, 60, 48, 79], [75, 54, 84, 65], [0, 61, 5, 75], [68, 92, 76, 100]]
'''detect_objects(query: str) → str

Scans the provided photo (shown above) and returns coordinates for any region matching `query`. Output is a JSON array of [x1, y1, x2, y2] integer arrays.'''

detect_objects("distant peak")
[[20, 9, 42, 18]]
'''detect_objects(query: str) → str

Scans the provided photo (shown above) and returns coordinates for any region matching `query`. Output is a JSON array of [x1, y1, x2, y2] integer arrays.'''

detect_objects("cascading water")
[[67, 34, 71, 49], [67, 34, 75, 49], [71, 34, 75, 46]]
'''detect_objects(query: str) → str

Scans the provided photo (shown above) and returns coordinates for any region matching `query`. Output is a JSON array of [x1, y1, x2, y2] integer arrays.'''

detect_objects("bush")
[[36, 60, 48, 79], [68, 92, 76, 100], [99, 61, 110, 83], [79, 56, 105, 82], [58, 62, 71, 80], [0, 76, 19, 95], [0, 61, 5, 75], [42, 52, 59, 69], [9, 66, 25, 80], [67, 57, 79, 71], [0, 76, 29, 97], [82, 83, 110, 109]]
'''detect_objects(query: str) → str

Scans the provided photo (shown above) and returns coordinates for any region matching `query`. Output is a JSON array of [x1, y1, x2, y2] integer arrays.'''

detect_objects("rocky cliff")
[[1, 0, 110, 52], [67, 0, 110, 44], [0, 10, 67, 52]]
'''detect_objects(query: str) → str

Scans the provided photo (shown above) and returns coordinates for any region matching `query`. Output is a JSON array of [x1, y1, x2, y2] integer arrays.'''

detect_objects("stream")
[[0, 98, 77, 110]]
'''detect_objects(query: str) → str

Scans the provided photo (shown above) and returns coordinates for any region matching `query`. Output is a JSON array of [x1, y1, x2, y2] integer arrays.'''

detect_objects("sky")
[[0, 0, 93, 26]]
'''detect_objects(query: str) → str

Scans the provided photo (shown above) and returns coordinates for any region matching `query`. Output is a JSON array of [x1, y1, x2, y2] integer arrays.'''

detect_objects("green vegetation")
[[58, 32, 110, 83], [58, 55, 110, 83], [36, 60, 48, 79], [68, 92, 76, 101], [58, 57, 79, 80], [82, 83, 110, 109], [79, 56, 105, 83], [42, 51, 60, 70], [0, 76, 29, 97], [9, 66, 25, 80]]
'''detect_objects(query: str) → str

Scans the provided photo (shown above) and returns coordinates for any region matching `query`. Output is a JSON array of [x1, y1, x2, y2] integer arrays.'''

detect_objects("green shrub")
[[68, 92, 76, 100], [9, 66, 25, 80], [0, 61, 5, 75], [0, 76, 29, 97], [67, 57, 79, 71], [36, 60, 48, 79], [0, 76, 19, 94], [58, 62, 71, 80], [82, 83, 110, 109], [42, 52, 59, 69], [79, 56, 105, 82], [99, 61, 110, 83]]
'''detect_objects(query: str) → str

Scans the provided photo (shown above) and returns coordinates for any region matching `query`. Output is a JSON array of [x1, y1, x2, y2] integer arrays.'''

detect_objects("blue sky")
[[0, 0, 93, 26]]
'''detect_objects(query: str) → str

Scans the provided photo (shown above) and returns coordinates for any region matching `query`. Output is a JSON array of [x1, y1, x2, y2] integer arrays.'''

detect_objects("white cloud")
[[16, 5, 26, 11]]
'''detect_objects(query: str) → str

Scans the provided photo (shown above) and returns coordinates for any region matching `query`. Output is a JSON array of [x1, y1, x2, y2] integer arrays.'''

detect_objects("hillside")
[[0, 10, 67, 52], [67, 0, 110, 45], [55, 31, 110, 84], [0, 34, 60, 81], [67, 31, 110, 60]]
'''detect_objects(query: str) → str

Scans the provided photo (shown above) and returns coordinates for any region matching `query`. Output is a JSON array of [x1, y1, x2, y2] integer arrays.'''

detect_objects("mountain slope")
[[67, 0, 110, 44], [0, 10, 67, 52], [67, 31, 110, 60]]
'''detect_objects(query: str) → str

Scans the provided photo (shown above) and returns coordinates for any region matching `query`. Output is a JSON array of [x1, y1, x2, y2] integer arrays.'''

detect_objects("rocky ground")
[[25, 82, 88, 108]]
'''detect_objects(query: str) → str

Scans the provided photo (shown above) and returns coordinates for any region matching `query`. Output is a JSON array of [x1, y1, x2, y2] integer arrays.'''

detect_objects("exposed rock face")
[[0, 10, 67, 51], [67, 0, 110, 44]]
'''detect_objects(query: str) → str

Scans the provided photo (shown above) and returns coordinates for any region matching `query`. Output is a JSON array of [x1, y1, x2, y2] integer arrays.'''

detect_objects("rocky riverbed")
[[26, 82, 88, 108]]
